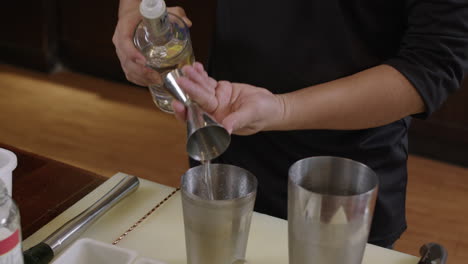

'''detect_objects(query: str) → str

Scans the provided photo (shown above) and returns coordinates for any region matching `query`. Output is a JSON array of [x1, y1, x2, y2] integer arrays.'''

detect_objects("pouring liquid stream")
[[201, 158, 215, 200]]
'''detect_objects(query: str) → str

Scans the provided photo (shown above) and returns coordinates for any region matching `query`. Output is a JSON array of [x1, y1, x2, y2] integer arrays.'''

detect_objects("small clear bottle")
[[134, 0, 195, 113], [0, 180, 23, 264]]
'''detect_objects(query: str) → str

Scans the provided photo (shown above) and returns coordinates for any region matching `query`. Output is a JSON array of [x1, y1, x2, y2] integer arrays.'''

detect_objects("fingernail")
[[183, 18, 192, 27], [225, 123, 233, 134], [195, 62, 204, 71]]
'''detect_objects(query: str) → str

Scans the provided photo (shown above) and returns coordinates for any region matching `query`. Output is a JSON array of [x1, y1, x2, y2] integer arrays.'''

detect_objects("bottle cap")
[[140, 0, 166, 19]]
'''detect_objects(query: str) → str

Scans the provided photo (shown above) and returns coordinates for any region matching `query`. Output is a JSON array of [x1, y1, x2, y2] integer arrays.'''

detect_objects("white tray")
[[52, 238, 166, 264]]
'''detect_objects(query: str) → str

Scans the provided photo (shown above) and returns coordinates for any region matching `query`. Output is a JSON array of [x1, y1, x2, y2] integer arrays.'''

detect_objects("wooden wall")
[[0, 0, 58, 71]]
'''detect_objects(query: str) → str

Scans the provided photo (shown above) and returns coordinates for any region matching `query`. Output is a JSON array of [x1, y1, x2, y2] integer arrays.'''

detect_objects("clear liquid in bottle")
[[143, 38, 194, 113], [134, 0, 195, 113]]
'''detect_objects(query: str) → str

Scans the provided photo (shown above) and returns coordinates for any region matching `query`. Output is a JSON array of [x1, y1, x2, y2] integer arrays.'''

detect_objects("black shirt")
[[202, 0, 468, 246]]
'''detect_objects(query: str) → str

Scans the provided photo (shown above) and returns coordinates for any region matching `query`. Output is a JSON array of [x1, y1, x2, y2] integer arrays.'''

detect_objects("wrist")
[[264, 93, 290, 131]]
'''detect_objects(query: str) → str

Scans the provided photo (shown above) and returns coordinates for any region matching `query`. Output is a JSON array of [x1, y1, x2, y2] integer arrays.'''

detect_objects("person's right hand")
[[112, 0, 192, 86]]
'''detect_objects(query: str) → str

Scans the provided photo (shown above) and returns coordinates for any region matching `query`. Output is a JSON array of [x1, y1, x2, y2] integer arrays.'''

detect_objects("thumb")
[[222, 108, 255, 135]]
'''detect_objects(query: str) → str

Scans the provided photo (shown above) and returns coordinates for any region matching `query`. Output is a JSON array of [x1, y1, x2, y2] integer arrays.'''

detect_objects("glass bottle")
[[0, 180, 23, 264], [134, 0, 195, 113]]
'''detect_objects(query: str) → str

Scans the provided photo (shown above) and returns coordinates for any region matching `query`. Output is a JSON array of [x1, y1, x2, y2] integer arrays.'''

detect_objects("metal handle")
[[43, 175, 139, 254]]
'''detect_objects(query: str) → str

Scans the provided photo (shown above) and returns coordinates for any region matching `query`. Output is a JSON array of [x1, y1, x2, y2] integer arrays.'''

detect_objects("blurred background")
[[1, 0, 467, 165], [0, 0, 467, 262]]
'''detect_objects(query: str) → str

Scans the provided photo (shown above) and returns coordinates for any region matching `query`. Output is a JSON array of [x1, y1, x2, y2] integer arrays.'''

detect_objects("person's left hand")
[[112, 3, 192, 87], [173, 63, 286, 135]]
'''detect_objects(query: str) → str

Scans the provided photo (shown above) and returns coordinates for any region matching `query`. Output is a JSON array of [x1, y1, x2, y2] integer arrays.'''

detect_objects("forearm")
[[274, 65, 425, 131]]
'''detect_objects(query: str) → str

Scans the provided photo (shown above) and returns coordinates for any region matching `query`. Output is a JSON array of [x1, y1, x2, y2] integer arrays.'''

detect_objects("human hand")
[[173, 63, 286, 135], [112, 1, 192, 86]]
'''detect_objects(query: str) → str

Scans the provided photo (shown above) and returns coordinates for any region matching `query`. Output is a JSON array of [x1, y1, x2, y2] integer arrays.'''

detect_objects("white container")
[[52, 238, 138, 264], [0, 148, 17, 196]]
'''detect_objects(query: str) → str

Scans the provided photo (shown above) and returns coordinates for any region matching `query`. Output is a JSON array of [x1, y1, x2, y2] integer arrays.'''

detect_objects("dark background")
[[1, 0, 467, 167]]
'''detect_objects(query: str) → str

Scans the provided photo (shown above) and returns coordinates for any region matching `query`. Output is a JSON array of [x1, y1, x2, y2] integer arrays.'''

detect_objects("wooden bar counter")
[[1, 143, 106, 239]]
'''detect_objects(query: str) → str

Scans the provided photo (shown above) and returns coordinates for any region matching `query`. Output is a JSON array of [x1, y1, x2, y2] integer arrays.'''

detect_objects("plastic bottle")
[[134, 0, 195, 113], [0, 180, 24, 264]]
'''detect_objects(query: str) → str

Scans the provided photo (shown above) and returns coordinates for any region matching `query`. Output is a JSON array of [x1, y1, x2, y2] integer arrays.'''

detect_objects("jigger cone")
[[164, 69, 230, 161]]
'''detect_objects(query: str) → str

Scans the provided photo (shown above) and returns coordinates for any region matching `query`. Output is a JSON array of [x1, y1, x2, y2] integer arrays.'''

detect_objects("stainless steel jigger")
[[164, 69, 230, 161]]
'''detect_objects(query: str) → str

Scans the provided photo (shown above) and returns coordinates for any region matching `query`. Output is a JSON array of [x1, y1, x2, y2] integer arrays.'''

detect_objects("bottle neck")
[[142, 10, 173, 46]]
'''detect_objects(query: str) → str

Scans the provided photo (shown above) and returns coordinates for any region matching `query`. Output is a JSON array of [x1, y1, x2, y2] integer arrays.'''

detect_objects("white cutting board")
[[23, 173, 420, 264]]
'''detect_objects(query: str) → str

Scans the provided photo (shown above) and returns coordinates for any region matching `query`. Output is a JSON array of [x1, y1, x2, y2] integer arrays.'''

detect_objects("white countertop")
[[24, 173, 420, 264]]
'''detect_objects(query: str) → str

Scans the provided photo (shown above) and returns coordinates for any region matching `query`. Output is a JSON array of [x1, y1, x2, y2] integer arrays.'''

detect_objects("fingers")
[[114, 5, 192, 88], [168, 6, 192, 27], [116, 53, 150, 86], [177, 63, 219, 112], [114, 22, 163, 87], [215, 81, 234, 110], [222, 108, 255, 135], [184, 63, 215, 91], [113, 8, 162, 87], [118, 52, 160, 87], [121, 37, 146, 63], [193, 63, 216, 89], [172, 100, 187, 121], [112, 9, 142, 57], [116, 45, 147, 86], [122, 59, 151, 86], [177, 77, 218, 113], [194, 62, 209, 78]]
